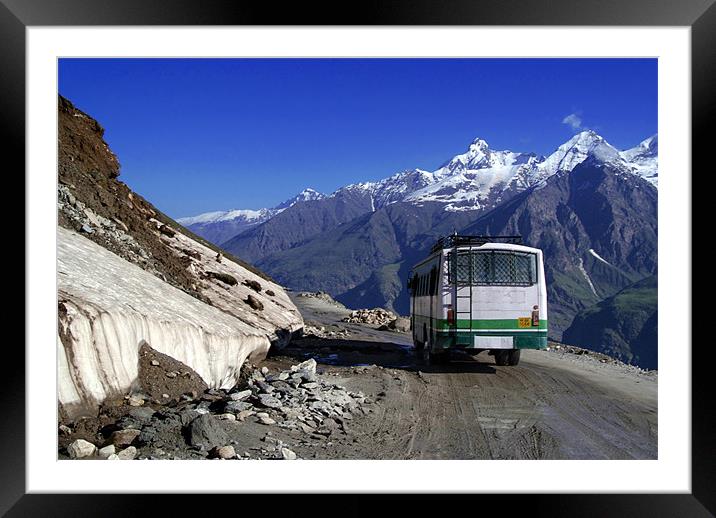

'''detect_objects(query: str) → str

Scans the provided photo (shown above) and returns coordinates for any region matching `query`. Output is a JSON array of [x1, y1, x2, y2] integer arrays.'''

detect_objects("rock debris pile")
[[302, 320, 350, 339], [342, 308, 397, 327], [61, 358, 373, 461], [296, 291, 346, 308]]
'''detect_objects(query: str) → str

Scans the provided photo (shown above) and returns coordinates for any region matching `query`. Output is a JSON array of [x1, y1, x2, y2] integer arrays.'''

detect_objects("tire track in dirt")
[[333, 352, 656, 460], [290, 294, 657, 460]]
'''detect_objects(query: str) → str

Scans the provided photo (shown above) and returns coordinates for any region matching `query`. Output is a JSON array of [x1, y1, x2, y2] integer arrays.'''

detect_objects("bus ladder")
[[454, 244, 473, 333]]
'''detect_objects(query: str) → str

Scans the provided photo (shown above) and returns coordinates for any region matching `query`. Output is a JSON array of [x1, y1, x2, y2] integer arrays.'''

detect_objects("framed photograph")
[[6, 0, 708, 513]]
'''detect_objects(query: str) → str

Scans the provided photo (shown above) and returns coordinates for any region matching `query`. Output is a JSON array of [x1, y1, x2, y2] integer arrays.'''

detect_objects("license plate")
[[518, 317, 532, 328]]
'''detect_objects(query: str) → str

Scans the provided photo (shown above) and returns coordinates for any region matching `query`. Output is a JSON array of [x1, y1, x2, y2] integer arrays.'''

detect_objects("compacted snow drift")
[[58, 227, 303, 418]]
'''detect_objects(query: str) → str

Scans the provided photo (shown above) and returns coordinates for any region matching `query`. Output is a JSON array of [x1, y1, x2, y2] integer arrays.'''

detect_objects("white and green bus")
[[408, 235, 547, 366]]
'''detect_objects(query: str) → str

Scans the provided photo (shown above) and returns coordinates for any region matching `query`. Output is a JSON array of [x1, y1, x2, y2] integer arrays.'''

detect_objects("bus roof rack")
[[430, 234, 523, 253]]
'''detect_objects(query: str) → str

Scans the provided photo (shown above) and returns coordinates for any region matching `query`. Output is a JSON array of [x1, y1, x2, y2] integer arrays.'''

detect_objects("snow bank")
[[57, 227, 301, 418]]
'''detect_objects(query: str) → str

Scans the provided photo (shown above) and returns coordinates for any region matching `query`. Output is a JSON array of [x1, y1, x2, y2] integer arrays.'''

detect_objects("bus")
[[407, 234, 547, 366]]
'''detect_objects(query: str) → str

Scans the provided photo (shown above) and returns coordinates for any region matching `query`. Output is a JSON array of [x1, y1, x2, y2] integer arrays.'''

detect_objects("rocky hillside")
[[178, 188, 325, 245], [221, 187, 375, 263], [563, 275, 657, 368], [57, 95, 303, 419]]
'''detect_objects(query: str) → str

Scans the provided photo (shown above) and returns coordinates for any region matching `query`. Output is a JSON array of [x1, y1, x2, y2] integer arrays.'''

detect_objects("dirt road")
[[280, 293, 657, 460]]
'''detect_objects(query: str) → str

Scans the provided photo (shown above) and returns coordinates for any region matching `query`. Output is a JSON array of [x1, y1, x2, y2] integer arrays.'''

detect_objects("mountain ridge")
[[181, 130, 658, 247]]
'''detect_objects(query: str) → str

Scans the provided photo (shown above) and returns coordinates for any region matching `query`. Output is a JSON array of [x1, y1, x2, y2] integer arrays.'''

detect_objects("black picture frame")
[[4, 0, 708, 514]]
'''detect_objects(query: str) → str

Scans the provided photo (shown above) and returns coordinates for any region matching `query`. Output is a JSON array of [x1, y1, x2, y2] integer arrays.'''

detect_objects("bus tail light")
[[447, 306, 455, 325], [531, 305, 539, 327]]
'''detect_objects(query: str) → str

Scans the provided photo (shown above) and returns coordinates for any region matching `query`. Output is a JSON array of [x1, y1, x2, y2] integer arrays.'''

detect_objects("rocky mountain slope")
[[177, 188, 325, 245], [563, 275, 657, 368], [57, 95, 303, 419], [256, 202, 478, 312], [461, 156, 657, 340], [221, 187, 376, 263]]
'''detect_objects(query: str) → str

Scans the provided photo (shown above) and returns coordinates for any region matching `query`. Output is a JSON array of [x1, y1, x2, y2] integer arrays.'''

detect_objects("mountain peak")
[[569, 129, 605, 146], [470, 137, 490, 150], [275, 188, 325, 209]]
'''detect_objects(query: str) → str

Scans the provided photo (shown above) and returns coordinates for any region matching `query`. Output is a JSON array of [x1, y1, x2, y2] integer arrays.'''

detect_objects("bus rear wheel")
[[508, 349, 521, 366], [425, 351, 447, 365], [494, 350, 510, 366]]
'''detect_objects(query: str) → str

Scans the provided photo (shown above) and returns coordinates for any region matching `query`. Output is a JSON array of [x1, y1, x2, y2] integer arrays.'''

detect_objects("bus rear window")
[[449, 251, 537, 286]]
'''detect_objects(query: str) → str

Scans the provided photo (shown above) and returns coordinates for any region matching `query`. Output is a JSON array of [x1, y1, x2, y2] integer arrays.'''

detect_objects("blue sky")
[[58, 58, 657, 218]]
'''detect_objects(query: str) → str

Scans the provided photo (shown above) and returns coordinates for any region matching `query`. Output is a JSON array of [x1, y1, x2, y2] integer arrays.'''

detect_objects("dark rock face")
[[243, 279, 262, 292], [206, 271, 238, 285], [222, 189, 375, 263], [563, 275, 657, 369], [185, 414, 230, 450], [245, 294, 264, 311], [137, 341, 209, 403]]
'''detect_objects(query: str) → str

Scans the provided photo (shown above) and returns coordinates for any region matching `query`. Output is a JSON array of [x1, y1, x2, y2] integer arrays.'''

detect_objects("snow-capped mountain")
[[620, 135, 658, 186], [177, 207, 277, 227], [403, 130, 651, 211], [331, 169, 436, 211], [322, 130, 657, 214], [274, 187, 326, 209], [178, 188, 325, 244], [185, 130, 658, 245]]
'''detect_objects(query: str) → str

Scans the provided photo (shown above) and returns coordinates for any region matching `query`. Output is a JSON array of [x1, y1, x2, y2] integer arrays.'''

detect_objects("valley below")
[[60, 292, 657, 461]]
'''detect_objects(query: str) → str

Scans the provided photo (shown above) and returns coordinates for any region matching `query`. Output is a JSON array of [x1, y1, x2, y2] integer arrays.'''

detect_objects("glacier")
[[57, 227, 303, 418]]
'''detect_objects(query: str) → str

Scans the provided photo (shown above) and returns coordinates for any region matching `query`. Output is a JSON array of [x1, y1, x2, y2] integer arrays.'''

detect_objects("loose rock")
[[98, 445, 116, 459], [67, 439, 96, 459], [185, 414, 230, 450], [213, 445, 236, 459], [245, 294, 264, 311], [281, 447, 297, 460], [110, 428, 141, 447], [116, 446, 137, 460]]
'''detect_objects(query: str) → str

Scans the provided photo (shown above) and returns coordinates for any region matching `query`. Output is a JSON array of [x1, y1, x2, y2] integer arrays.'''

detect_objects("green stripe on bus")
[[413, 315, 547, 331]]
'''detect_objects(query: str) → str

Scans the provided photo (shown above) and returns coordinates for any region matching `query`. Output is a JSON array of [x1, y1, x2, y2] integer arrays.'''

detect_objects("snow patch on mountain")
[[178, 207, 279, 226], [620, 135, 658, 186], [578, 257, 599, 298], [179, 188, 325, 226], [275, 187, 326, 209], [589, 248, 612, 266]]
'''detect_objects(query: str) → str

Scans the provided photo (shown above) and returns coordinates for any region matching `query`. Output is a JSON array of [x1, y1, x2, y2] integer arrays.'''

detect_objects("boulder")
[[67, 439, 97, 459], [185, 414, 230, 450], [213, 445, 236, 460], [281, 447, 297, 460], [245, 295, 264, 311], [98, 445, 116, 459], [109, 429, 141, 447], [229, 389, 252, 401], [225, 400, 253, 413], [257, 394, 282, 409], [242, 279, 262, 292], [116, 446, 137, 460]]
